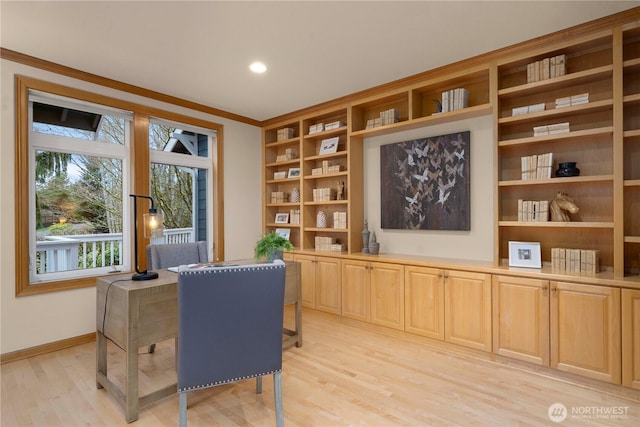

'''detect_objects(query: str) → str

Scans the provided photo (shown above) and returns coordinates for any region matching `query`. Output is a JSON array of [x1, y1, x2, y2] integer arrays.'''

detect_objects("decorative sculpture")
[[337, 181, 345, 200], [550, 192, 579, 222]]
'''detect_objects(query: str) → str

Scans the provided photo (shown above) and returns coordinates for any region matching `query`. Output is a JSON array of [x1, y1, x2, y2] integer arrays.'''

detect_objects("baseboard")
[[0, 332, 95, 365]]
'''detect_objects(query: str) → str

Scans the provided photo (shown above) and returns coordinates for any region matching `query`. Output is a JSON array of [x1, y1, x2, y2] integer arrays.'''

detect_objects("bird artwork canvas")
[[380, 131, 470, 230]]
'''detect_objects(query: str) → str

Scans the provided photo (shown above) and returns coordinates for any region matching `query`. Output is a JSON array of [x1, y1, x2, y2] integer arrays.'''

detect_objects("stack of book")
[[512, 102, 545, 116], [521, 152, 553, 180], [315, 236, 336, 251], [270, 191, 288, 203], [312, 187, 336, 202], [333, 211, 347, 229], [441, 88, 469, 113], [526, 54, 566, 83], [551, 248, 600, 274], [518, 199, 549, 222], [324, 121, 345, 130], [289, 209, 300, 224], [277, 127, 295, 141], [309, 123, 324, 134], [365, 108, 399, 129], [533, 122, 569, 136], [555, 93, 589, 108], [276, 148, 297, 162]]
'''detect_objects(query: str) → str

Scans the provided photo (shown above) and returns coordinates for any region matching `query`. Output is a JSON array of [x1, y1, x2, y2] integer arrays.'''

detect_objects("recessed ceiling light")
[[250, 62, 267, 74]]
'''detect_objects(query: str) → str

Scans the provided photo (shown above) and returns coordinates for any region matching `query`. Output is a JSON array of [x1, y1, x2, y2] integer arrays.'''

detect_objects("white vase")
[[290, 187, 300, 203], [317, 210, 327, 228]]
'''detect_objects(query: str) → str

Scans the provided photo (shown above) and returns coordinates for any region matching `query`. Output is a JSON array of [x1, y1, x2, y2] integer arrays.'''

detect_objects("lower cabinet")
[[404, 266, 444, 340], [492, 275, 549, 366], [294, 254, 341, 314], [622, 289, 640, 390], [405, 267, 491, 351], [341, 260, 404, 330], [493, 277, 621, 384], [550, 281, 621, 384], [444, 270, 492, 352]]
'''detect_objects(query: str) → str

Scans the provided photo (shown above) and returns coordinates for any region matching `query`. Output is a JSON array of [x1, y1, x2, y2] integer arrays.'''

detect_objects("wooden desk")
[[96, 262, 301, 423]]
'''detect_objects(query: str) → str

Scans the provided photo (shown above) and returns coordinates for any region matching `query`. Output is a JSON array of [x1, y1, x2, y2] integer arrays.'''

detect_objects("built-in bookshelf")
[[623, 21, 640, 273], [263, 121, 302, 249], [262, 10, 639, 276]]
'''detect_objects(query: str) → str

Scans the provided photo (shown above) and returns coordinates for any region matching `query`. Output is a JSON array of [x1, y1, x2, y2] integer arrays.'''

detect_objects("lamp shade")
[[144, 210, 164, 239]]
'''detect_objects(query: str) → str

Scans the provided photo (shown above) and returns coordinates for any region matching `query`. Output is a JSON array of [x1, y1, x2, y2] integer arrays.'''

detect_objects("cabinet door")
[[341, 260, 370, 322], [404, 266, 444, 340], [315, 256, 341, 315], [550, 281, 621, 384], [370, 262, 404, 330], [444, 270, 492, 352], [492, 275, 549, 366], [622, 289, 640, 390], [294, 254, 316, 308]]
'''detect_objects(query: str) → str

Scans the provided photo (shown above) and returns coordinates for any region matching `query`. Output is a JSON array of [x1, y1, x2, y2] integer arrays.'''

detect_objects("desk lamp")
[[130, 194, 163, 280]]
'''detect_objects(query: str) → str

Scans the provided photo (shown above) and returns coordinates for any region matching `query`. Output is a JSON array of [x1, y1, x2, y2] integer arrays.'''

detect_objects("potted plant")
[[255, 231, 294, 262]]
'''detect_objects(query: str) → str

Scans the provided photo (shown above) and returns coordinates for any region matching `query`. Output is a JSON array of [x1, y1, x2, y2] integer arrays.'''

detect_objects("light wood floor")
[[2, 307, 639, 426]]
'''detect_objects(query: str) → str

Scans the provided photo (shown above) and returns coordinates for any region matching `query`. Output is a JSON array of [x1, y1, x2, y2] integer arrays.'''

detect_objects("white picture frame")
[[274, 213, 289, 224], [508, 241, 542, 268], [319, 136, 339, 155], [287, 167, 300, 178], [275, 228, 290, 240]]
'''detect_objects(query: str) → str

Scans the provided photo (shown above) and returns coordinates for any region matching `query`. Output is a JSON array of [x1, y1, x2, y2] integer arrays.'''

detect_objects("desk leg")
[[96, 331, 107, 389], [125, 340, 139, 423], [295, 301, 303, 347]]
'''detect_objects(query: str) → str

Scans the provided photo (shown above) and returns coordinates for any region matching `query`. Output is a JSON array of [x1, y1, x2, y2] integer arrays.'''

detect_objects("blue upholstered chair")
[[177, 262, 286, 427], [145, 241, 209, 353], [146, 241, 208, 270]]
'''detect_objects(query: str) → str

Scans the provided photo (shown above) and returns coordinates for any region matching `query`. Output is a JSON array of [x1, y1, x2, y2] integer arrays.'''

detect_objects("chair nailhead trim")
[[178, 369, 281, 392]]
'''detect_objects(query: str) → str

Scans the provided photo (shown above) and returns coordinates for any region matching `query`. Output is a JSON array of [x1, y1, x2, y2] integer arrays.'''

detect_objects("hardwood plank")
[[2, 307, 638, 426]]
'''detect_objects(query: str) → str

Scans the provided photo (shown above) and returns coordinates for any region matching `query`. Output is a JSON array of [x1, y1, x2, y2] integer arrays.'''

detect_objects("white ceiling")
[[1, 1, 637, 122]]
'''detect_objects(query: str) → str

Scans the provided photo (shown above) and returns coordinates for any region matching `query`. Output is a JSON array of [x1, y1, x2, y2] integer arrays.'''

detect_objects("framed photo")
[[275, 228, 290, 240], [319, 136, 339, 155], [509, 241, 542, 268], [287, 167, 300, 178], [274, 213, 289, 224]]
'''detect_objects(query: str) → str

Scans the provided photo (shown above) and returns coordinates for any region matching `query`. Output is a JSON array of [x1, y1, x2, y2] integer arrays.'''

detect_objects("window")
[[15, 77, 224, 296], [148, 119, 216, 248], [29, 93, 131, 283]]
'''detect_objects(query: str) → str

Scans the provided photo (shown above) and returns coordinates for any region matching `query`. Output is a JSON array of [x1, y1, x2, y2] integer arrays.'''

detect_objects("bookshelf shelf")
[[499, 221, 614, 228], [498, 175, 614, 187]]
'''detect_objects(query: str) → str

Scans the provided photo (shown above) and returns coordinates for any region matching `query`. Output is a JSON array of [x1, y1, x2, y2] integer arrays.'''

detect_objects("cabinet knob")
[[542, 285, 548, 291], [551, 287, 557, 293]]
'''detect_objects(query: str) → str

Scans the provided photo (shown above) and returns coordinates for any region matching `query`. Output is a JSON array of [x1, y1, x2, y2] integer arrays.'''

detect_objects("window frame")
[[15, 75, 224, 296]]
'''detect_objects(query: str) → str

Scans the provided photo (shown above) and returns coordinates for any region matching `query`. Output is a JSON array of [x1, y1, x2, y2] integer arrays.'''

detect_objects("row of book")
[[527, 54, 566, 83], [518, 199, 549, 222], [275, 148, 297, 162], [333, 211, 347, 229], [441, 88, 469, 113], [315, 236, 344, 252], [533, 122, 569, 136], [289, 209, 300, 224], [311, 161, 342, 176], [277, 127, 295, 141], [555, 92, 589, 108], [512, 102, 545, 116], [551, 248, 600, 274], [309, 120, 346, 135], [521, 152, 553, 180], [312, 187, 336, 202], [365, 108, 399, 129]]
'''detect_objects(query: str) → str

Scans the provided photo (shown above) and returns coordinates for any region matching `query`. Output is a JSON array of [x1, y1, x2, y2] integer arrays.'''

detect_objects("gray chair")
[[177, 262, 286, 427], [146, 241, 208, 270], [145, 241, 208, 353]]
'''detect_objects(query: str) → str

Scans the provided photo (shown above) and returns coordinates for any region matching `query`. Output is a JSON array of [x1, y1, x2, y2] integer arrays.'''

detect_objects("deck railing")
[[35, 228, 194, 274]]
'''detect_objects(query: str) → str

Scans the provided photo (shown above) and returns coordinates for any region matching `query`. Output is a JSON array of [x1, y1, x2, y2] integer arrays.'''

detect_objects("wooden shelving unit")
[[496, 30, 623, 272]]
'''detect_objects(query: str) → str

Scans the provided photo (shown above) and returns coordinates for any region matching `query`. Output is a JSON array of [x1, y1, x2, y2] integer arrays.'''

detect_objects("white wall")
[[363, 116, 494, 261], [0, 59, 263, 354]]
